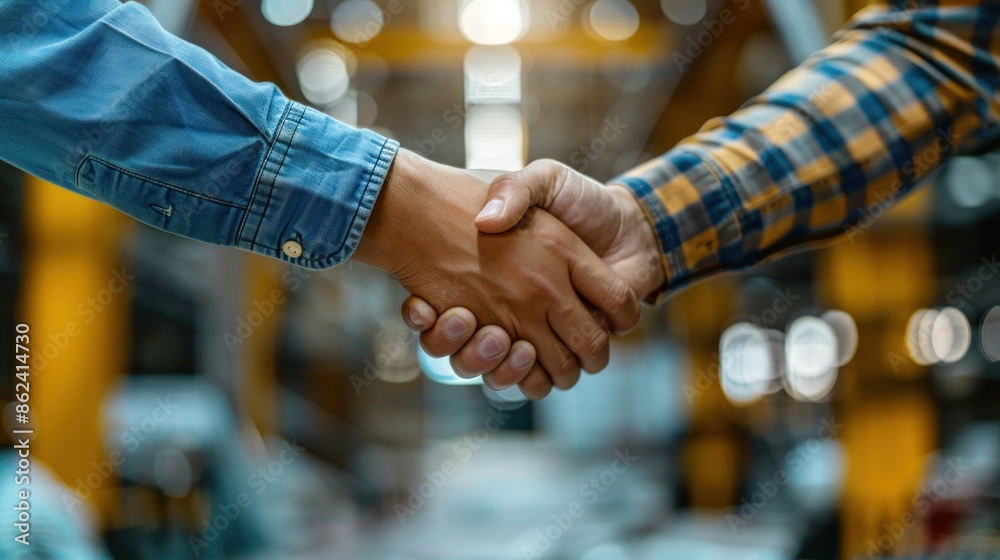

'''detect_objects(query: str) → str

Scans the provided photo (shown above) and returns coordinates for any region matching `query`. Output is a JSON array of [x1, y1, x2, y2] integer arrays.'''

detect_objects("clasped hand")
[[355, 151, 664, 399]]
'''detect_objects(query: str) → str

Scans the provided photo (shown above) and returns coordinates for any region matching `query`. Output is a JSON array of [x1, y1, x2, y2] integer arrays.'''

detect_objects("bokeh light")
[[719, 322, 774, 404], [931, 307, 972, 364], [906, 308, 939, 366], [588, 0, 640, 42], [821, 309, 858, 366], [298, 48, 351, 105], [459, 0, 527, 45], [464, 46, 522, 104], [785, 316, 839, 401], [661, 0, 708, 26], [906, 307, 972, 366], [786, 316, 838, 378], [981, 305, 1000, 363], [261, 0, 313, 27], [946, 157, 996, 208], [331, 0, 384, 44]]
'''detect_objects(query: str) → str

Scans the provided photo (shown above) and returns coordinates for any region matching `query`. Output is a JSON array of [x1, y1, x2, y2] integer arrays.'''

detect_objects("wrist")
[[354, 149, 427, 275], [609, 183, 667, 301]]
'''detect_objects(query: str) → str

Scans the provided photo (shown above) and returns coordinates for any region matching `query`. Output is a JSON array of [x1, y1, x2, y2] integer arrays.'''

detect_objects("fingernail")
[[407, 307, 426, 329], [444, 316, 470, 339], [510, 347, 532, 368], [478, 333, 504, 358], [476, 198, 504, 222]]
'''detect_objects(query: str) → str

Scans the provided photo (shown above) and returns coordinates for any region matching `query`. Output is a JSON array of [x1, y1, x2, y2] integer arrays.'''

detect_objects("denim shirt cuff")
[[235, 100, 400, 269]]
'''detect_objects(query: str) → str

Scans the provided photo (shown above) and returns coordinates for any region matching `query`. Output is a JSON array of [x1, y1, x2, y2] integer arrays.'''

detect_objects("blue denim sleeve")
[[0, 0, 399, 268]]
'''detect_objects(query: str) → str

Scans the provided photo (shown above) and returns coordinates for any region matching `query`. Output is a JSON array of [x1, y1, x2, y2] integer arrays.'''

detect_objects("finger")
[[401, 295, 439, 332], [483, 340, 536, 390], [532, 331, 581, 391], [548, 303, 609, 377], [475, 160, 566, 233], [418, 307, 477, 358], [567, 246, 641, 336], [450, 326, 512, 378], [517, 363, 553, 400]]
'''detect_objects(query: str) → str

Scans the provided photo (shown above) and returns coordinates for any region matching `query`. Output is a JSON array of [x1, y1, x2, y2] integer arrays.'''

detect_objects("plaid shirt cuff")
[[614, 147, 746, 305]]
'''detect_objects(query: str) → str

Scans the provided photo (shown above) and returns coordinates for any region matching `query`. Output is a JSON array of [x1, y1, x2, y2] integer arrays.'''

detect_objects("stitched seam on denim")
[[250, 103, 304, 249], [237, 101, 293, 245], [76, 156, 246, 209], [327, 137, 393, 265]]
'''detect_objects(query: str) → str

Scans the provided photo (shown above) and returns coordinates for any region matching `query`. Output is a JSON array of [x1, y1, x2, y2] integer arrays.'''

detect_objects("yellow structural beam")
[[21, 176, 130, 522]]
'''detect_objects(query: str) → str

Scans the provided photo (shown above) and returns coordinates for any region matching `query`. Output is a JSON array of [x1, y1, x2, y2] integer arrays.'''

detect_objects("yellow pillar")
[[21, 177, 130, 520]]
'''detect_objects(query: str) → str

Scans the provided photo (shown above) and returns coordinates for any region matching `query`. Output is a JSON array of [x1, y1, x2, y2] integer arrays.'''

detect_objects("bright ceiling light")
[[262, 0, 313, 27], [331, 0, 384, 44], [459, 0, 527, 46], [589, 0, 640, 42]]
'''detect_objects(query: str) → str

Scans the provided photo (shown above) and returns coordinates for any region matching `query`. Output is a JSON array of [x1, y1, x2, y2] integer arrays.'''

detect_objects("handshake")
[[354, 149, 666, 399]]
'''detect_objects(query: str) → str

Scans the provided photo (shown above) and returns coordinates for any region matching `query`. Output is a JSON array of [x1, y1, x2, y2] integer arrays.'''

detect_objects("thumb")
[[474, 160, 566, 234]]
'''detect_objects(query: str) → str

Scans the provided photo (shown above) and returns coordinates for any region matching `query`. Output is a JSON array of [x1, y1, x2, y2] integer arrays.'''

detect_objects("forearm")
[[0, 1, 397, 267], [617, 0, 1000, 299]]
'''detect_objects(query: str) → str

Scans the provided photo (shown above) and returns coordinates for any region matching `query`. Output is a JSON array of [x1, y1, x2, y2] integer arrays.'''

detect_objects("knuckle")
[[519, 374, 550, 398], [553, 348, 579, 380], [583, 327, 609, 358], [602, 277, 635, 315]]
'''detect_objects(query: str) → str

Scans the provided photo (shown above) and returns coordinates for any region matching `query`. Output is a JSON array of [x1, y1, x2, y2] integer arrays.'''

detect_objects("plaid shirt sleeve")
[[614, 0, 1000, 303]]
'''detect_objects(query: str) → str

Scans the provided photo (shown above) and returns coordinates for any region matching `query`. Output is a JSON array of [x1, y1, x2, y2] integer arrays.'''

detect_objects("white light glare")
[[417, 346, 481, 386], [459, 0, 527, 46], [262, 0, 314, 27]]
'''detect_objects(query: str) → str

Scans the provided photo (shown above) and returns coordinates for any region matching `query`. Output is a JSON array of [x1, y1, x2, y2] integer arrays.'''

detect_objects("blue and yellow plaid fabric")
[[616, 0, 1000, 301]]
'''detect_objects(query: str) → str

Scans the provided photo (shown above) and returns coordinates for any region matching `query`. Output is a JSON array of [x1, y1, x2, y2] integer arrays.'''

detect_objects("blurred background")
[[1, 0, 999, 558]]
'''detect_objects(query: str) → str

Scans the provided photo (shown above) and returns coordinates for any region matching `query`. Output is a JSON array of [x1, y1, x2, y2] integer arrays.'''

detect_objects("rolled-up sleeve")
[[0, 0, 398, 268]]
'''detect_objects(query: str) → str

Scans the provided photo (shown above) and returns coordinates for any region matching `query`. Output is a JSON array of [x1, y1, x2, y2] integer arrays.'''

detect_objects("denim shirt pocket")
[[75, 155, 248, 246]]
